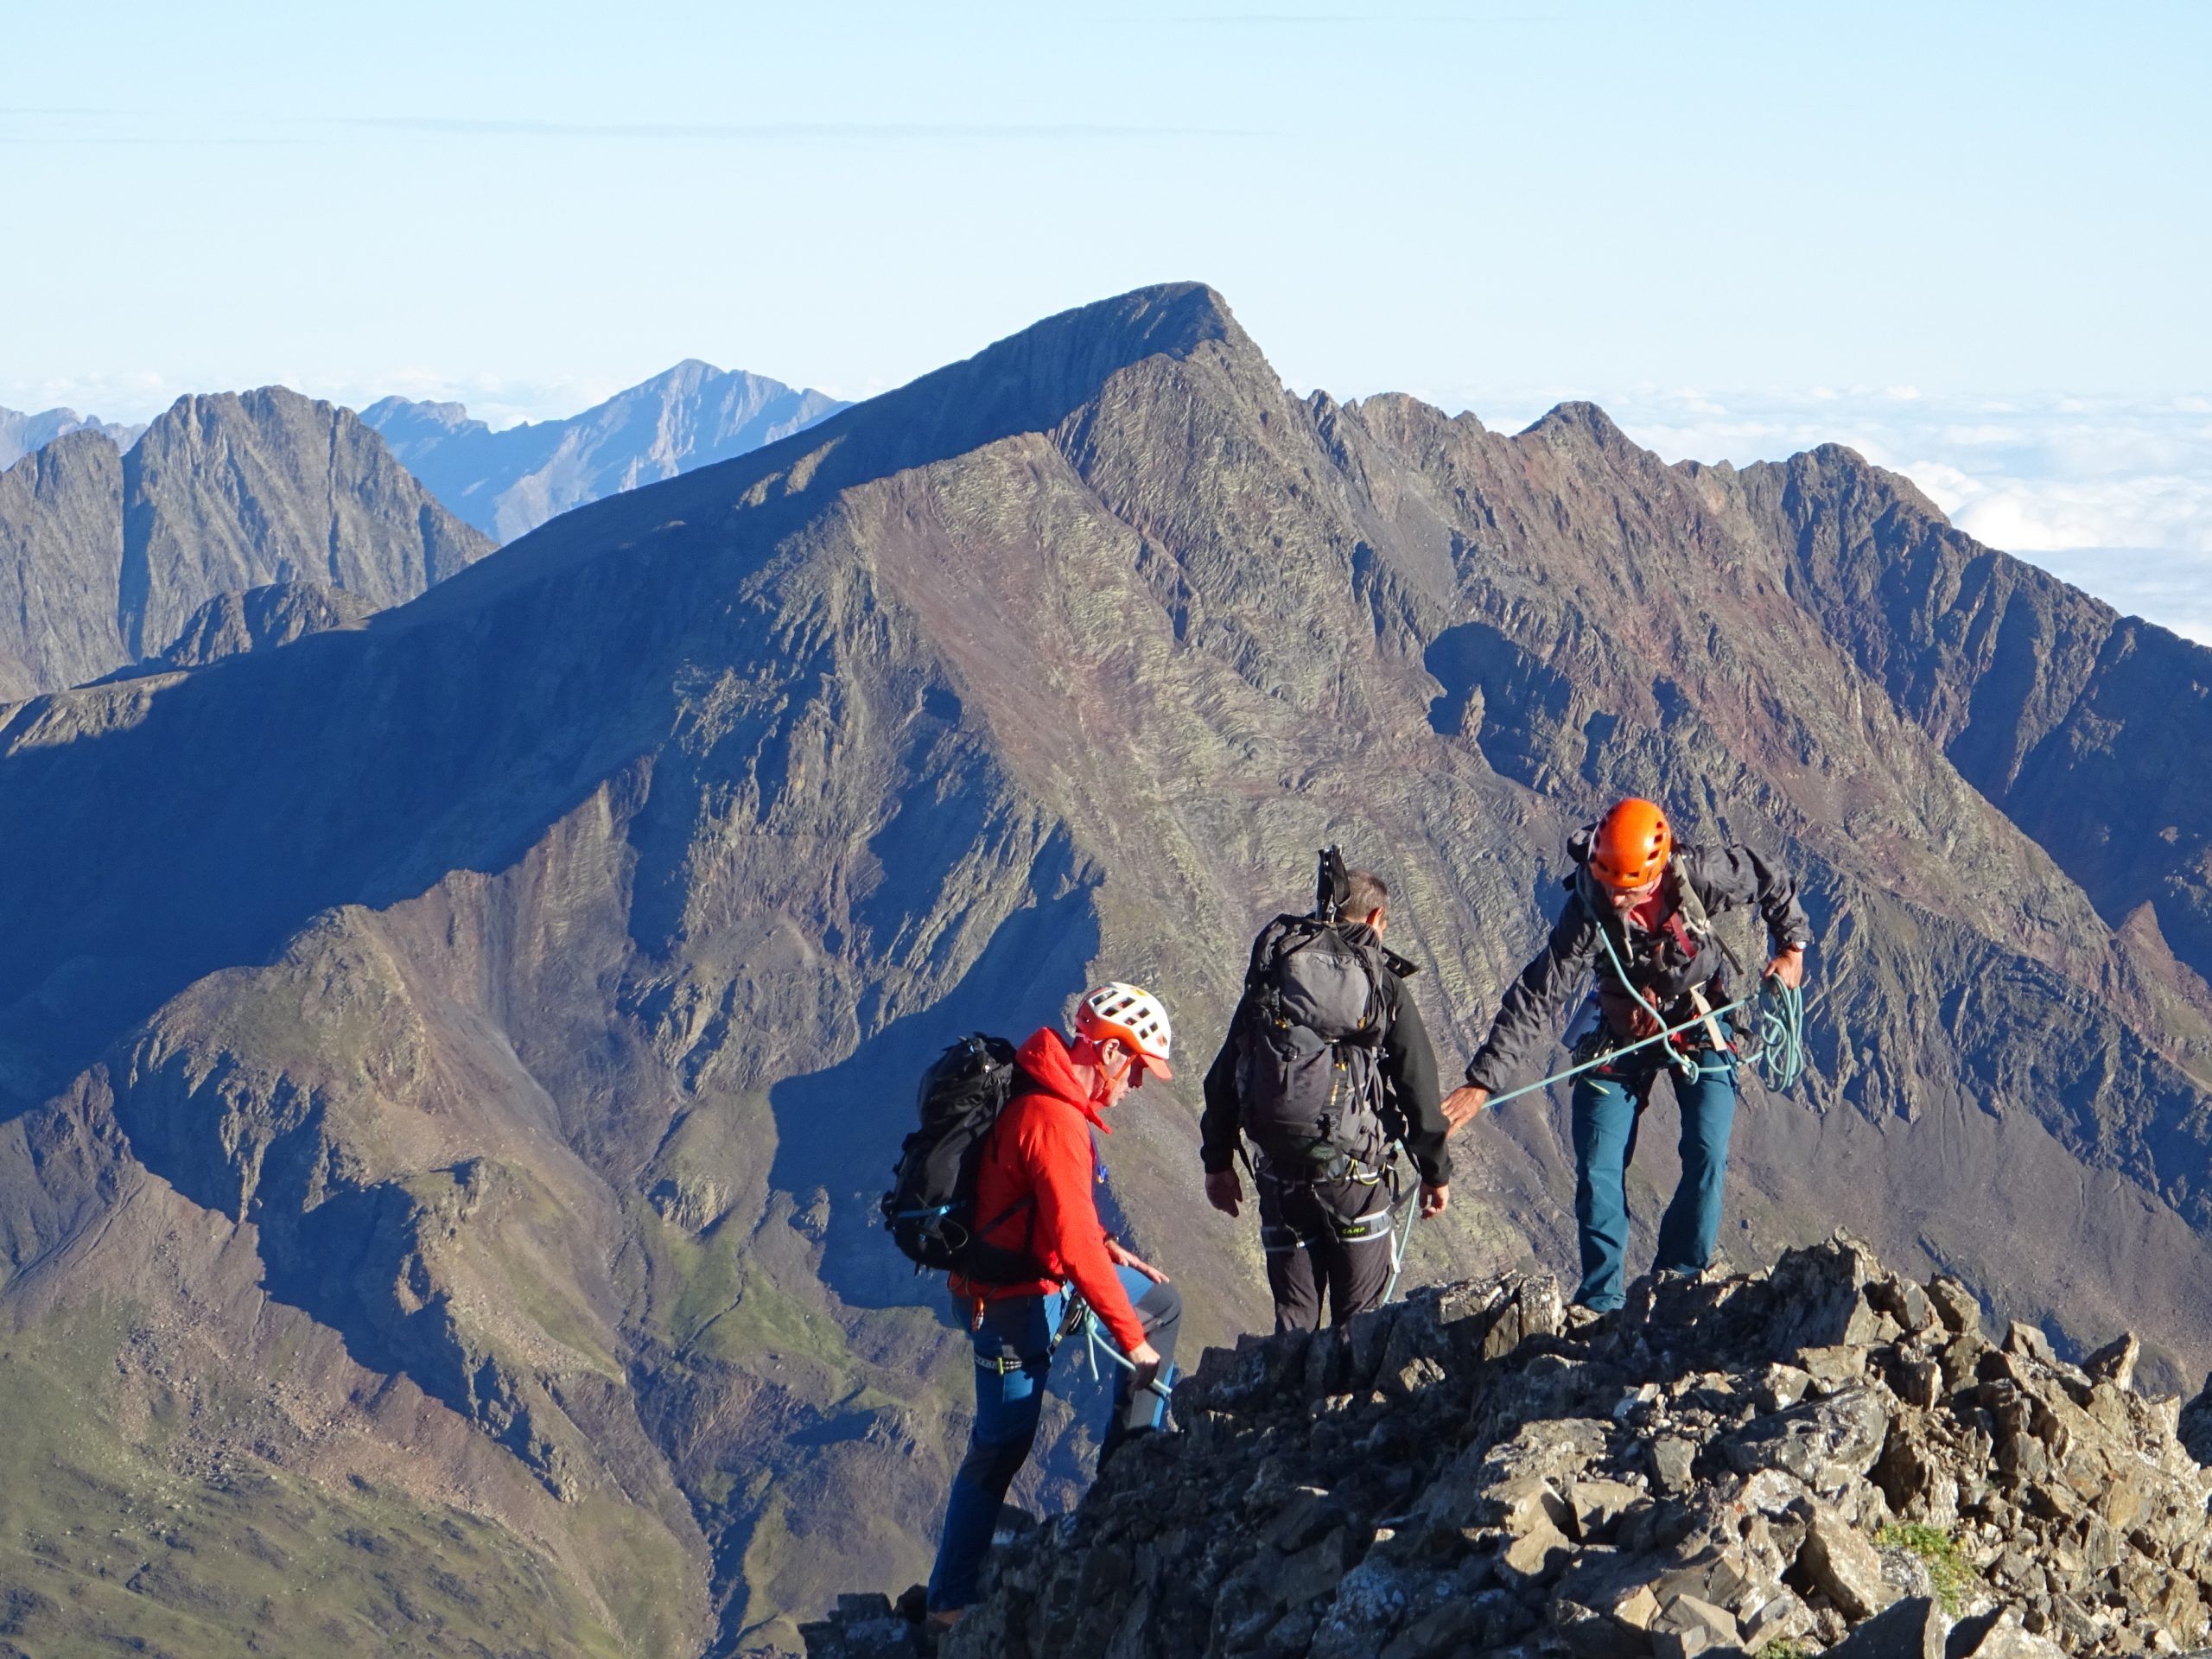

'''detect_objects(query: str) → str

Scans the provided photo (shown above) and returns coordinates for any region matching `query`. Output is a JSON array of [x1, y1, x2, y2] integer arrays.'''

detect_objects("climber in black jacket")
[[1201, 861, 1452, 1332], [1442, 799, 1812, 1313]]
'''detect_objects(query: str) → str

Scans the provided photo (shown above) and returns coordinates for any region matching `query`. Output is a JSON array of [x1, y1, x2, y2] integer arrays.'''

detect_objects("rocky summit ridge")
[[805, 1236, 2212, 1658]]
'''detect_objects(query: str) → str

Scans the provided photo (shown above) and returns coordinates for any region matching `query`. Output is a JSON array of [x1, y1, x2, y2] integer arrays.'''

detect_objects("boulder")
[[1649, 1592, 1739, 1657], [1946, 1606, 2069, 1657], [1547, 1598, 1654, 1659], [1738, 1587, 1816, 1647], [1719, 1386, 1891, 1492], [1568, 1478, 1646, 1540], [1764, 1235, 1884, 1357], [2082, 1332, 2140, 1391], [1824, 1595, 1947, 1656], [1926, 1277, 1981, 1334], [1649, 1436, 1698, 1495], [1498, 1514, 1574, 1583], [1798, 1499, 1897, 1620]]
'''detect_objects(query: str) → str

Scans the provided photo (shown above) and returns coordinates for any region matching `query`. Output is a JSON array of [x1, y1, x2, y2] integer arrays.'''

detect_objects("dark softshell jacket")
[[1199, 921, 1453, 1185], [1462, 843, 1815, 1094]]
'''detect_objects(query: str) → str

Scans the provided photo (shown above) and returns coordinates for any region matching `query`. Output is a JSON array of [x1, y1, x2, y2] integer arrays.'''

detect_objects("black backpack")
[[1233, 897, 1395, 1175], [880, 1034, 1045, 1281]]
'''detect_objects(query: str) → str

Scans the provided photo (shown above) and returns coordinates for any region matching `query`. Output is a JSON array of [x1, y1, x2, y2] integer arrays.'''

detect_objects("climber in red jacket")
[[926, 982, 1181, 1624]]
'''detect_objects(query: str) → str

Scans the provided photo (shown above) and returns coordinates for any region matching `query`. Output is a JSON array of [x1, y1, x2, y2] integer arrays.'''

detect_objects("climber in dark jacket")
[[1201, 864, 1452, 1332], [1441, 798, 1812, 1313]]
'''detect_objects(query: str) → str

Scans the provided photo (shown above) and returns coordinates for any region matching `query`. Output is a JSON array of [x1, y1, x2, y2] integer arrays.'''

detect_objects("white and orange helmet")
[[1076, 982, 1174, 1080]]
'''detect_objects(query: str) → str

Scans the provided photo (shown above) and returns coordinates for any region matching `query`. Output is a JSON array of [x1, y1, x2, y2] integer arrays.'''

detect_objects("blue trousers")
[[926, 1264, 1179, 1612], [1570, 1052, 1737, 1312]]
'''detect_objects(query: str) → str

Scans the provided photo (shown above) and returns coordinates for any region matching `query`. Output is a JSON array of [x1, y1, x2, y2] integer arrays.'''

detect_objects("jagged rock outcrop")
[[362, 360, 847, 541], [0, 388, 492, 692], [807, 1238, 2212, 1657]]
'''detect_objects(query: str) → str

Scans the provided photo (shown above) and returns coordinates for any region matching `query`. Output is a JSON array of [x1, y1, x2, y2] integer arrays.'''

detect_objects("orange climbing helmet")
[[1076, 982, 1174, 1080], [1588, 798, 1672, 890]]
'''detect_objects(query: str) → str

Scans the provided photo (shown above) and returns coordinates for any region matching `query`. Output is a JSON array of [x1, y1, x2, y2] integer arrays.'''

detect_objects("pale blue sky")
[[5, 2, 2209, 628]]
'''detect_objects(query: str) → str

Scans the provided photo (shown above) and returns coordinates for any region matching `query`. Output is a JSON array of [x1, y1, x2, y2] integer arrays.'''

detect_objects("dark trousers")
[[926, 1266, 1180, 1612], [1257, 1162, 1397, 1333], [1571, 1050, 1738, 1312]]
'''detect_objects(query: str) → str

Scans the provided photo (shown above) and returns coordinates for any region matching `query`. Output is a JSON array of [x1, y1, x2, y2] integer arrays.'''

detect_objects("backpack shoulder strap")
[[1669, 855, 1713, 939], [1669, 853, 1748, 975]]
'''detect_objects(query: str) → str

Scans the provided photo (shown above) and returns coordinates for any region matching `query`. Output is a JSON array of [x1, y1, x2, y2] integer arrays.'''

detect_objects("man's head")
[[1071, 982, 1174, 1107], [1588, 798, 1671, 912], [1344, 868, 1389, 933]]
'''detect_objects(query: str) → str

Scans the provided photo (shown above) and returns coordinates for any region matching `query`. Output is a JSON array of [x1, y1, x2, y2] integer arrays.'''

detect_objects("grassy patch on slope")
[[0, 1309, 629, 1659], [1876, 1521, 1975, 1614]]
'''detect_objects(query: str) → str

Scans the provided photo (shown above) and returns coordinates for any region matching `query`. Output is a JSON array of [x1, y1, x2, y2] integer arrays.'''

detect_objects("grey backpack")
[[1234, 913, 1391, 1175]]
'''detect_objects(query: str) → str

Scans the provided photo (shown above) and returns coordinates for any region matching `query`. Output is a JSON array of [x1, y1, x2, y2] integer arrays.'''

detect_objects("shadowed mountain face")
[[119, 580, 378, 676], [0, 283, 2208, 1655], [1726, 447, 2212, 995], [362, 361, 848, 543], [0, 389, 493, 696]]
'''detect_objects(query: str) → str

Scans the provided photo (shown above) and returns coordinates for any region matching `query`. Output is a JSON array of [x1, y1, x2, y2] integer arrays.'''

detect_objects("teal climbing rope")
[[1477, 918, 1810, 1112], [1052, 1293, 1173, 1401]]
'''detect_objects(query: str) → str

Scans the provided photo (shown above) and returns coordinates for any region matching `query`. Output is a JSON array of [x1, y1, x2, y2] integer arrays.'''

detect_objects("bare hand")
[[1204, 1169, 1243, 1218], [1441, 1084, 1490, 1133], [1420, 1181, 1449, 1218], [1106, 1238, 1170, 1283], [1766, 945, 1806, 991], [1128, 1338, 1164, 1394]]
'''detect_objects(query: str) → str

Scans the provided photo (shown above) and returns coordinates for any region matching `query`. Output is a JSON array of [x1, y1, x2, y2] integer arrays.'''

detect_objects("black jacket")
[[1463, 843, 1814, 1094], [1201, 921, 1452, 1185]]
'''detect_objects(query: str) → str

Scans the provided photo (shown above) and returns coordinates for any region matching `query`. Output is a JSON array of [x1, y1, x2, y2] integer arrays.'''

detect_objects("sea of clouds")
[[1454, 386, 2212, 645]]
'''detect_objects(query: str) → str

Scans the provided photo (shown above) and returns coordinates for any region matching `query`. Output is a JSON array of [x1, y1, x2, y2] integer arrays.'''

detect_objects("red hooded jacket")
[[948, 1027, 1146, 1353]]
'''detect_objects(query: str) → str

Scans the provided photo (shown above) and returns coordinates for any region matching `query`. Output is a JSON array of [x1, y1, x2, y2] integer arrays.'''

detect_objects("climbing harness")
[[1593, 918, 1705, 1080]]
